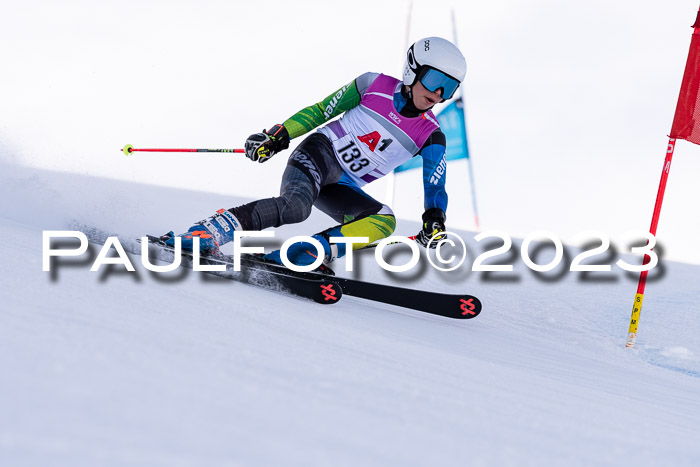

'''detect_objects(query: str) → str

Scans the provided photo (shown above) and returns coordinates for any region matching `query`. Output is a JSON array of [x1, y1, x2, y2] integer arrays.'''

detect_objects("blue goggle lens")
[[419, 68, 460, 99]]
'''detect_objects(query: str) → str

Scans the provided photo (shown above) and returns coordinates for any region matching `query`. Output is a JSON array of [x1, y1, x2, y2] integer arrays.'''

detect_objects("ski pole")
[[122, 144, 245, 157]]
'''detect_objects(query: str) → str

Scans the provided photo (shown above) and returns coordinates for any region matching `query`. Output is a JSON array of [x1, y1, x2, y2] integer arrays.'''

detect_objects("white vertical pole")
[[451, 9, 480, 230], [386, 0, 413, 208]]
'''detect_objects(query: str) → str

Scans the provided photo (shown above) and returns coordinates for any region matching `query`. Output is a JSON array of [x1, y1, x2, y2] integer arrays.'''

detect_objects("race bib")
[[332, 134, 375, 178]]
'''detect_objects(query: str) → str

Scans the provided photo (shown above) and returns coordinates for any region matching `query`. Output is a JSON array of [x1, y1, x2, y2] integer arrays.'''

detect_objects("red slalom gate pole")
[[626, 4, 700, 347], [121, 144, 244, 156], [625, 138, 676, 348]]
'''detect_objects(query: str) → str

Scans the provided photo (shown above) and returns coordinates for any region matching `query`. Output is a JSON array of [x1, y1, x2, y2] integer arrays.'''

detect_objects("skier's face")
[[412, 80, 442, 111]]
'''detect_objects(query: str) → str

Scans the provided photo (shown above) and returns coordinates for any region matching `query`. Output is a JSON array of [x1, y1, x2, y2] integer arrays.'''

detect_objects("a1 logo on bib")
[[358, 131, 381, 151], [358, 131, 393, 152]]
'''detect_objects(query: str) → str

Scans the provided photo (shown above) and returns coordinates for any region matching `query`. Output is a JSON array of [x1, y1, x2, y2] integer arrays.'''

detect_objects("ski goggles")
[[416, 67, 460, 99]]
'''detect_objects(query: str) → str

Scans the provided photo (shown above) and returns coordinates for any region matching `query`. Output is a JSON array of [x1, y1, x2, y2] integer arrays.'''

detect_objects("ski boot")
[[163, 209, 242, 256]]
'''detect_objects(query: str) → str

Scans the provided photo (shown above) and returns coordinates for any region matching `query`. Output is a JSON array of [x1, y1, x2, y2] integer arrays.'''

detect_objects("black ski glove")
[[245, 124, 290, 163], [416, 208, 447, 249]]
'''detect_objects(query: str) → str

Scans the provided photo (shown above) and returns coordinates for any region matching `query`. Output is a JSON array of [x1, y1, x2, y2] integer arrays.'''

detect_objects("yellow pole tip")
[[122, 144, 134, 156]]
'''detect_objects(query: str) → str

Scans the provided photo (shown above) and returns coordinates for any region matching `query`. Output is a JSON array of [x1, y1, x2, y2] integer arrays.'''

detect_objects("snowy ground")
[[1, 163, 699, 467]]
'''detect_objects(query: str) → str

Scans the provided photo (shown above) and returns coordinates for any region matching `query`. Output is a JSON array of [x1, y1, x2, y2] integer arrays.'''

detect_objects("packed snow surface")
[[1, 163, 699, 467]]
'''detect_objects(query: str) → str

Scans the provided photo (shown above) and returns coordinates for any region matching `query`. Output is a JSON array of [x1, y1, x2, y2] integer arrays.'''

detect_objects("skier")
[[161, 36, 467, 272]]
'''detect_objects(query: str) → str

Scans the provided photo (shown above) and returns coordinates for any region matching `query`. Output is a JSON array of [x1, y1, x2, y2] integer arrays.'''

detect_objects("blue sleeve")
[[419, 130, 448, 212]]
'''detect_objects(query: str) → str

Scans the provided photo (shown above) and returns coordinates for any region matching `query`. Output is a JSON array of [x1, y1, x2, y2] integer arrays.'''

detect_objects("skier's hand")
[[415, 208, 447, 249], [245, 124, 290, 163]]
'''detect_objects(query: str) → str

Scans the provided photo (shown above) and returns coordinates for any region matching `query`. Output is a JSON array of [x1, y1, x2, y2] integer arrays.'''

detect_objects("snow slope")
[[1, 162, 699, 467]]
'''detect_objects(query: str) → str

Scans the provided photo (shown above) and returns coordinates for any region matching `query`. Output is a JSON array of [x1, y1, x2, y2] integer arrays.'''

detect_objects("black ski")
[[78, 224, 479, 317], [236, 252, 482, 320], [140, 236, 343, 305]]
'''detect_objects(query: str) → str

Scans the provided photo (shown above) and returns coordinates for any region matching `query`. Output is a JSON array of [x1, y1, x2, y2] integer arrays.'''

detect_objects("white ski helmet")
[[403, 37, 466, 99]]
